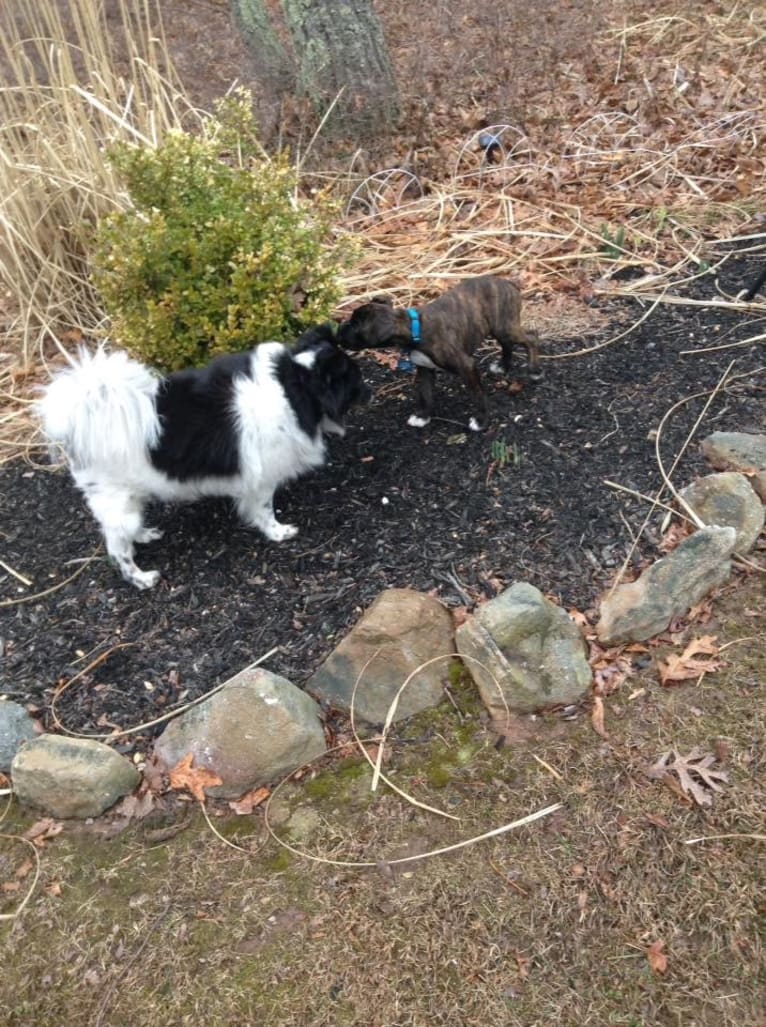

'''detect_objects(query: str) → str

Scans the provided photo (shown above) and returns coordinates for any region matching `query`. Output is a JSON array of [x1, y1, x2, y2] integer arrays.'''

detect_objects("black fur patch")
[[149, 353, 250, 481]]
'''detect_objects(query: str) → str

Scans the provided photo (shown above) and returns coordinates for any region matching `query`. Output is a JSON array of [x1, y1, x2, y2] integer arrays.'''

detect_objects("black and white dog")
[[38, 326, 369, 589]]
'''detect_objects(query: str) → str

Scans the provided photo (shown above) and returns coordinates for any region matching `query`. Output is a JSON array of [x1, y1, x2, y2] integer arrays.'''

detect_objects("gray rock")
[[455, 582, 592, 715], [701, 431, 766, 471], [306, 588, 454, 725], [11, 735, 140, 818], [753, 472, 766, 504], [679, 472, 764, 553], [597, 525, 736, 645], [153, 667, 326, 798], [0, 701, 37, 771]]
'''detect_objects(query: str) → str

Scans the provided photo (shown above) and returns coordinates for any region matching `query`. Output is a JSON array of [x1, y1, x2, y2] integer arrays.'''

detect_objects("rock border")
[[6, 431, 765, 818]]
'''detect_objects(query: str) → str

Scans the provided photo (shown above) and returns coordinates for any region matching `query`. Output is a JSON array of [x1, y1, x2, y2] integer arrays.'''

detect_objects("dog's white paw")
[[468, 417, 485, 432], [407, 414, 431, 428], [132, 569, 161, 589], [136, 527, 164, 544], [267, 523, 299, 542], [489, 361, 504, 376]]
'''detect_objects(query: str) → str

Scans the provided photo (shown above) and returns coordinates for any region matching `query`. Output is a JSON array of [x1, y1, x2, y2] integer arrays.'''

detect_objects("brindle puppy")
[[337, 275, 540, 430]]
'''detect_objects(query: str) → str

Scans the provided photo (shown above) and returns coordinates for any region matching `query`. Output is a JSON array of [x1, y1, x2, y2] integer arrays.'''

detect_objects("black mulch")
[[1, 253, 764, 747]]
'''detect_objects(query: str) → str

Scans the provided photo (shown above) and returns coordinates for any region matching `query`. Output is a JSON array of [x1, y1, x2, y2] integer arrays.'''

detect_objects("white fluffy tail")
[[38, 347, 161, 470]]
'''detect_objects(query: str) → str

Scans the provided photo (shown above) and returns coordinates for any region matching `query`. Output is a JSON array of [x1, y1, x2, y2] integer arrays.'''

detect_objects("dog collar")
[[406, 308, 422, 345], [398, 308, 421, 374]]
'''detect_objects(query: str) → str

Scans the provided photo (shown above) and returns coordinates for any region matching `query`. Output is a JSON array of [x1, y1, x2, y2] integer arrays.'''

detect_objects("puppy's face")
[[337, 298, 404, 351]]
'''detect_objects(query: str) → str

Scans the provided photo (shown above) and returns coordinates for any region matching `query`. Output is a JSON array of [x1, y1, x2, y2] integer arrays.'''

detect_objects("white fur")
[[411, 350, 438, 370], [407, 414, 430, 428], [38, 344, 330, 589], [39, 346, 161, 472]]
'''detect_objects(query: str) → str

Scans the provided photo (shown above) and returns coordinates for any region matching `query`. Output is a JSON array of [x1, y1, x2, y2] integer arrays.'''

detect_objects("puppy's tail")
[[38, 346, 162, 470]]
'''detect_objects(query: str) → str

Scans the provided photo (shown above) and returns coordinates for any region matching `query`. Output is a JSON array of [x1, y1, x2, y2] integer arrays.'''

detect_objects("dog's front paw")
[[407, 414, 431, 428], [131, 569, 161, 589], [136, 527, 164, 544], [468, 416, 486, 432], [267, 522, 299, 542]]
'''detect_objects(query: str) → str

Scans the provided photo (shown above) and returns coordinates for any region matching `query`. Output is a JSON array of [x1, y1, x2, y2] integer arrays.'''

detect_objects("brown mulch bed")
[[1, 251, 763, 746]]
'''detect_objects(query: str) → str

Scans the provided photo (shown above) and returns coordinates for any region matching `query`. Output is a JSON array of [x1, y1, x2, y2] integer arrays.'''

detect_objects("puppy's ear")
[[370, 294, 394, 307]]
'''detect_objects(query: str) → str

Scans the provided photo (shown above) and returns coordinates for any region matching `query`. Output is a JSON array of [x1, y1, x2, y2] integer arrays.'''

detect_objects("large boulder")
[[455, 582, 592, 715], [701, 431, 766, 469], [306, 589, 454, 725], [0, 700, 37, 772], [701, 431, 766, 503], [679, 472, 763, 553], [11, 735, 139, 818], [153, 666, 326, 798], [597, 525, 736, 646]]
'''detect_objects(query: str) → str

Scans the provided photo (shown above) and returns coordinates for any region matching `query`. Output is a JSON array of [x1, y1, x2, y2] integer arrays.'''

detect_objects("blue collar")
[[406, 307, 422, 346], [397, 308, 422, 373]]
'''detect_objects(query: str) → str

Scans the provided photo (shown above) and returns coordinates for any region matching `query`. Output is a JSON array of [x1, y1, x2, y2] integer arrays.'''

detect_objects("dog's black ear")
[[370, 294, 394, 307], [293, 322, 338, 352], [314, 347, 367, 420]]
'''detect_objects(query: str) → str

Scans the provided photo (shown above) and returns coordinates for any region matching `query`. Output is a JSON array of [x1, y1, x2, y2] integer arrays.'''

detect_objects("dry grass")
[[1, 578, 763, 1026], [0, 0, 197, 357]]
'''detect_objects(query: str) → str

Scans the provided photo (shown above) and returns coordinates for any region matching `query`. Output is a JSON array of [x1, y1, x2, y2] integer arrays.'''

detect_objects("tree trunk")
[[230, 0, 294, 92], [281, 0, 399, 136]]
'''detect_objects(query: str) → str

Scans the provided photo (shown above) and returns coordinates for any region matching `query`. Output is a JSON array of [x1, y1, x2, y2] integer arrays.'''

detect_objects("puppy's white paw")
[[489, 361, 504, 376], [132, 569, 161, 589], [267, 523, 299, 542], [407, 414, 431, 428], [468, 417, 485, 432], [136, 527, 164, 544]]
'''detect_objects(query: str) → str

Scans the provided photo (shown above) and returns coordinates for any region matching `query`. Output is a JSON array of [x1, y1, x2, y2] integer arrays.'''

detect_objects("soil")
[[2, 252, 764, 743]]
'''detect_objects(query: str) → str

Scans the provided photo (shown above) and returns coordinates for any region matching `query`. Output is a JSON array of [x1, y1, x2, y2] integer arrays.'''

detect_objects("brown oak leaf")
[[228, 786, 270, 815], [647, 748, 729, 807], [169, 753, 223, 803], [657, 635, 725, 686]]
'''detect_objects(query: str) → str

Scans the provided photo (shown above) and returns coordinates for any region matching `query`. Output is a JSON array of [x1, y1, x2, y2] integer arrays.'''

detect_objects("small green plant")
[[490, 437, 519, 469], [93, 91, 350, 370], [600, 222, 627, 259]]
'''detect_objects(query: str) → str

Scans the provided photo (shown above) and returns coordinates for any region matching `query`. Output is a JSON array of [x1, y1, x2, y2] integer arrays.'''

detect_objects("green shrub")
[[93, 93, 349, 371]]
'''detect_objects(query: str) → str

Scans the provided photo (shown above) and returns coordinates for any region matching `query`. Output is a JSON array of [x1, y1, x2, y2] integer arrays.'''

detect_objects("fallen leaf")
[[23, 818, 63, 846], [452, 605, 469, 627], [368, 350, 399, 371], [657, 635, 725, 686], [515, 952, 531, 979], [228, 786, 270, 815], [659, 522, 693, 553], [114, 788, 157, 821], [1, 881, 20, 894], [45, 881, 63, 897], [11, 860, 34, 883], [568, 606, 592, 630], [142, 753, 168, 794], [590, 694, 608, 738], [647, 938, 668, 975], [169, 753, 223, 803], [647, 748, 729, 807], [644, 813, 670, 830]]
